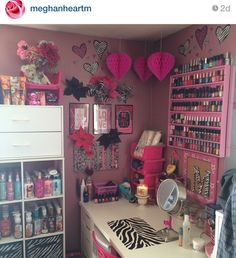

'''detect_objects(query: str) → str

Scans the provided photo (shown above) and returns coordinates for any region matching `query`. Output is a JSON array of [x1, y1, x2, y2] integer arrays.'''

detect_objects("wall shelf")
[[168, 65, 231, 157]]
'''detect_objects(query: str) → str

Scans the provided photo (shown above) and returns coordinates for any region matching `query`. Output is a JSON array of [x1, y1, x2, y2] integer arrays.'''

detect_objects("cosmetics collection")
[[171, 100, 223, 112], [169, 125, 221, 142], [0, 170, 21, 201], [25, 200, 63, 238], [169, 137, 220, 156], [172, 69, 225, 87], [174, 52, 231, 75], [168, 57, 230, 156], [0, 200, 63, 240], [170, 114, 221, 127], [171, 85, 223, 99], [24, 169, 62, 199], [0, 204, 22, 239]]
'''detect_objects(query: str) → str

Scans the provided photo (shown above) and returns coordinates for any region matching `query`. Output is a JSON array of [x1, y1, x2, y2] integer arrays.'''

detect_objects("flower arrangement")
[[17, 40, 60, 73]]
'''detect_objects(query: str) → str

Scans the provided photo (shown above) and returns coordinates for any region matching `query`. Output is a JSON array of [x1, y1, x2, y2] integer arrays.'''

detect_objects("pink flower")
[[17, 40, 29, 60], [70, 127, 94, 152]]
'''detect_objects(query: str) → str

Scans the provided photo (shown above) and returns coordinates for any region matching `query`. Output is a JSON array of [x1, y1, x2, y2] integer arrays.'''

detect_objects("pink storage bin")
[[25, 71, 62, 105], [131, 142, 164, 160], [144, 174, 159, 188], [94, 182, 118, 196], [141, 159, 165, 174]]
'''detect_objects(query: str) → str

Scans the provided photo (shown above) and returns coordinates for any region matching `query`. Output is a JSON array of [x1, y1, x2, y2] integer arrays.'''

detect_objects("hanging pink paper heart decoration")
[[106, 53, 132, 80], [133, 56, 153, 81], [147, 52, 175, 81]]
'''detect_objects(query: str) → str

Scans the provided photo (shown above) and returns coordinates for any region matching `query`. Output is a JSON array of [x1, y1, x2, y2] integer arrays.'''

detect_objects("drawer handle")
[[11, 117, 30, 122], [12, 143, 30, 147]]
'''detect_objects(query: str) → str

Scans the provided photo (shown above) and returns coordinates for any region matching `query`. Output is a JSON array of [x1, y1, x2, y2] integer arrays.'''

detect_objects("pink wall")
[[151, 24, 236, 188], [0, 25, 156, 252]]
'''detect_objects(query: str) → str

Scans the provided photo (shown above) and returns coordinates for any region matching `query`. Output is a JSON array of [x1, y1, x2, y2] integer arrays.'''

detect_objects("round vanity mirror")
[[156, 179, 186, 215]]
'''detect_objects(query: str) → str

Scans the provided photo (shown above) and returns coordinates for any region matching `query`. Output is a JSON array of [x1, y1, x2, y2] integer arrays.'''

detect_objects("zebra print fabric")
[[26, 234, 63, 258], [0, 241, 23, 258], [108, 217, 164, 250]]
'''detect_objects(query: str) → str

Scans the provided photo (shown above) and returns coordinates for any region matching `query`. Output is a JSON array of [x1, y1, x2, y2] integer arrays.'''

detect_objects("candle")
[[137, 184, 148, 197]]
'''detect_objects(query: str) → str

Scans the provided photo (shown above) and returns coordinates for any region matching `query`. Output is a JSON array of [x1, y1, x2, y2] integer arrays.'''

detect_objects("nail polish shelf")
[[168, 64, 232, 157]]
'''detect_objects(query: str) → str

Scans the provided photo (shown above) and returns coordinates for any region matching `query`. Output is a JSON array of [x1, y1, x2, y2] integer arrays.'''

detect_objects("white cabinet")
[[81, 205, 95, 258], [0, 105, 65, 258]]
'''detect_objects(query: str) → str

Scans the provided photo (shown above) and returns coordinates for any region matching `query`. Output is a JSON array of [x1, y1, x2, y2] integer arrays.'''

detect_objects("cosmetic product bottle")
[[25, 211, 33, 238], [0, 205, 11, 237], [7, 173, 14, 201], [178, 227, 183, 246], [0, 172, 7, 201], [41, 206, 48, 234], [55, 206, 63, 231], [44, 174, 53, 197], [47, 202, 56, 233], [35, 171, 44, 198], [80, 179, 85, 203], [52, 173, 61, 196], [32, 206, 41, 236], [14, 172, 22, 200], [13, 212, 22, 239], [86, 176, 93, 201], [182, 212, 191, 249], [225, 52, 231, 65], [83, 186, 89, 203], [24, 176, 34, 199]]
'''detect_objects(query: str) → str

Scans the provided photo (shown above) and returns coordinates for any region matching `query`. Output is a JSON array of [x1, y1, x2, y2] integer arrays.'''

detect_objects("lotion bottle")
[[182, 213, 191, 249]]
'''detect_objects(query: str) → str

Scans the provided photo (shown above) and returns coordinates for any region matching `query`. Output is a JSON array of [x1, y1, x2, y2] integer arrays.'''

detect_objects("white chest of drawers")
[[0, 105, 63, 160]]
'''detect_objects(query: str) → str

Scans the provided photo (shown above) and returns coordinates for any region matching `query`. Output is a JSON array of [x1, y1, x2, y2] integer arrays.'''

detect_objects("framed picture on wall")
[[115, 105, 133, 134], [183, 151, 218, 204], [93, 104, 112, 134], [69, 103, 89, 134]]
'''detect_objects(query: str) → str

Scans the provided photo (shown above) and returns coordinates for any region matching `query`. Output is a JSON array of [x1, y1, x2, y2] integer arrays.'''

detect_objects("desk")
[[80, 199, 207, 258]]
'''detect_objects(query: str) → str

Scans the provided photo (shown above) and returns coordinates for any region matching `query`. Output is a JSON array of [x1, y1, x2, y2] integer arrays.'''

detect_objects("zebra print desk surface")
[[107, 217, 164, 250]]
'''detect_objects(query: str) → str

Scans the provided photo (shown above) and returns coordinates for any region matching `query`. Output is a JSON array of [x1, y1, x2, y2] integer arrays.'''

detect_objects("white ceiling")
[[19, 24, 190, 40]]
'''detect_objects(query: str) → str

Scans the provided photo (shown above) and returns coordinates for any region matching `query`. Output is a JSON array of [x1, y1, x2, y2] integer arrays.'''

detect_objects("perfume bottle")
[[7, 173, 14, 201], [14, 172, 22, 200], [44, 174, 53, 197], [24, 175, 34, 199], [35, 171, 44, 198], [0, 172, 7, 201]]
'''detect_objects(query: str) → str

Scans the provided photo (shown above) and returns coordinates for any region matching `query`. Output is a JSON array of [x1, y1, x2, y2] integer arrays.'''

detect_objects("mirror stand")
[[156, 215, 179, 242]]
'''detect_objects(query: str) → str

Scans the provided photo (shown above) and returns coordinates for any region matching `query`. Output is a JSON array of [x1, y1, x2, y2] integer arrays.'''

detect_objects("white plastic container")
[[182, 214, 191, 249]]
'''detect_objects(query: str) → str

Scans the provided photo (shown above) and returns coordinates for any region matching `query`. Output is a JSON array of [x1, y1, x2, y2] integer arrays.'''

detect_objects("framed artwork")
[[93, 104, 112, 134], [69, 103, 89, 134], [183, 151, 218, 204], [115, 105, 133, 134]]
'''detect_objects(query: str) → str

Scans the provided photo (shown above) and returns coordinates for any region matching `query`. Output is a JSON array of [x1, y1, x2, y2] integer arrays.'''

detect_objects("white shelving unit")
[[0, 105, 65, 258]]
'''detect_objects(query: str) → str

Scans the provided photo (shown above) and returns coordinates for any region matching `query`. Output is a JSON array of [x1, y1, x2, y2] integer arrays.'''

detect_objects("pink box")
[[94, 182, 118, 195], [144, 174, 159, 188], [131, 142, 164, 160]]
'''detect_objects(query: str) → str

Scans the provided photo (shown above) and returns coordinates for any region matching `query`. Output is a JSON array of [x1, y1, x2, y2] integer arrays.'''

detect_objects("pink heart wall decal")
[[106, 53, 132, 80], [133, 57, 153, 81], [195, 25, 208, 50], [147, 52, 175, 81], [72, 43, 87, 58]]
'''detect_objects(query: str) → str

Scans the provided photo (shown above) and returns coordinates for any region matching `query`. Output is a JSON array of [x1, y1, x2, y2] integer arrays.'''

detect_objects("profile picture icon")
[[5, 0, 25, 19]]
